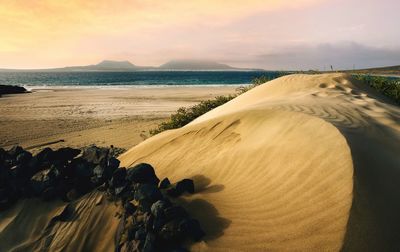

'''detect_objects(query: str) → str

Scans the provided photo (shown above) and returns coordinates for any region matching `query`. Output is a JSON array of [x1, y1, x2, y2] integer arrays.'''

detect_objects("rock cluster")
[[0, 145, 206, 251], [0, 145, 120, 209], [113, 163, 205, 252], [0, 84, 27, 97]]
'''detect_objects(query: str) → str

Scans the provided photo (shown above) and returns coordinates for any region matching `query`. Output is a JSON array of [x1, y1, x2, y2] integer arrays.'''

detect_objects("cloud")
[[254, 42, 400, 70]]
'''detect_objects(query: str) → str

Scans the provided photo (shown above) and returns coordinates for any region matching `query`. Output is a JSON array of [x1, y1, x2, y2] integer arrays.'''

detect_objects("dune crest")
[[119, 73, 400, 250]]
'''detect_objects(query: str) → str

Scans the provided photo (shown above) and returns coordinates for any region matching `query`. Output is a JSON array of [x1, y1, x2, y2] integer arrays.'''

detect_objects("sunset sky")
[[1, 0, 399, 70]]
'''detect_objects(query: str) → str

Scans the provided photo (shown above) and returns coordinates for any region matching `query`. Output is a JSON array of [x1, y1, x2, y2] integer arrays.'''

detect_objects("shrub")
[[352, 74, 400, 104]]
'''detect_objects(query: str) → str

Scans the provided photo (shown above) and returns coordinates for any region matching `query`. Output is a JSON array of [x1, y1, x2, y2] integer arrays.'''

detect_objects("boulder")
[[164, 206, 188, 221], [0, 85, 27, 96], [126, 163, 160, 185], [158, 219, 184, 244], [159, 178, 171, 189], [30, 167, 60, 195], [134, 184, 163, 203], [35, 147, 54, 167], [70, 158, 93, 178], [179, 218, 205, 241], [81, 146, 109, 166], [7, 146, 24, 159], [15, 151, 32, 165], [176, 179, 195, 194], [52, 147, 81, 164], [143, 232, 156, 252]]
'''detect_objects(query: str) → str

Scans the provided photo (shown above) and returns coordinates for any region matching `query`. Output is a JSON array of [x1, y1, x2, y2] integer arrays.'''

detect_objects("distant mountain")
[[59, 60, 149, 71], [159, 60, 236, 70], [0, 60, 262, 72], [345, 65, 400, 76]]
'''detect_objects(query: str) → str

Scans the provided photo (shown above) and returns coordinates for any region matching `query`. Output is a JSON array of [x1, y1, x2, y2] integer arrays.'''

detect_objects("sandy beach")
[[0, 86, 237, 153]]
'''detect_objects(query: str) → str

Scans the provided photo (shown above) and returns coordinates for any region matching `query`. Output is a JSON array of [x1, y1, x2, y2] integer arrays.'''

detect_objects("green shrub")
[[352, 75, 400, 104]]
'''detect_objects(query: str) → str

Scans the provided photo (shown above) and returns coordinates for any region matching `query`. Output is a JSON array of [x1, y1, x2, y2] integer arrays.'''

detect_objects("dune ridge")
[[119, 73, 400, 251], [0, 73, 399, 251]]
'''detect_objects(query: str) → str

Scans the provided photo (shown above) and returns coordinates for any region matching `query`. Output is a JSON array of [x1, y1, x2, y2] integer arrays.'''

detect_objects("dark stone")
[[135, 225, 147, 241], [70, 158, 93, 178], [74, 176, 94, 194], [109, 168, 127, 196], [166, 187, 180, 198], [0, 85, 27, 96], [143, 232, 156, 252], [126, 163, 160, 185], [134, 184, 163, 203], [158, 219, 184, 243], [159, 177, 171, 189], [81, 146, 109, 166], [15, 151, 32, 165], [35, 147, 54, 167], [164, 206, 188, 221], [176, 179, 195, 194], [179, 218, 205, 241], [30, 167, 60, 195], [91, 165, 105, 185], [151, 200, 171, 218], [7, 146, 24, 159], [124, 202, 136, 215], [52, 147, 81, 164], [107, 157, 120, 172]]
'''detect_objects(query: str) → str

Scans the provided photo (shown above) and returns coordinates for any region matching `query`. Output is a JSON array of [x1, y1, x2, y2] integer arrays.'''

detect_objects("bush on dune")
[[353, 74, 400, 104]]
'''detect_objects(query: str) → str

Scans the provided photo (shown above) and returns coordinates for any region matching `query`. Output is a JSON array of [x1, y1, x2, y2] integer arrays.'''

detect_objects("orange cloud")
[[0, 0, 323, 68]]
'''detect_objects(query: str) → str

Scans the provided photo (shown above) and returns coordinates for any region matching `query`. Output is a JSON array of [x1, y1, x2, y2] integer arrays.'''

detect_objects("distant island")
[[0, 60, 263, 72]]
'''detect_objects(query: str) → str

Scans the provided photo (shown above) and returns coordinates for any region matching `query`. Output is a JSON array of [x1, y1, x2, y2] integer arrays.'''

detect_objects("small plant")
[[352, 74, 400, 104]]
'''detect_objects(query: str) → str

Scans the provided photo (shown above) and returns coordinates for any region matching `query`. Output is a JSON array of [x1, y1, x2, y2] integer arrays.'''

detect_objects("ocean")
[[0, 71, 278, 88]]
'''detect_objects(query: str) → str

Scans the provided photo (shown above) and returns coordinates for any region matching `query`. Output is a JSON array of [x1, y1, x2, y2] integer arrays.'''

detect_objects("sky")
[[0, 0, 399, 70]]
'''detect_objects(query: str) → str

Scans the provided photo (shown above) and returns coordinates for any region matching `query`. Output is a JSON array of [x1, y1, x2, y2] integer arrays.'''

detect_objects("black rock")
[[81, 146, 109, 166], [7, 146, 24, 160], [0, 84, 27, 96], [35, 147, 54, 167], [74, 176, 94, 195], [107, 157, 120, 172], [158, 219, 184, 244], [159, 178, 171, 189], [91, 165, 105, 185], [126, 163, 160, 185], [151, 200, 171, 218], [15, 151, 32, 165], [179, 218, 205, 241], [30, 167, 60, 195], [70, 158, 93, 178], [52, 147, 81, 164], [0, 187, 17, 210], [124, 201, 137, 215], [176, 179, 195, 194], [134, 184, 163, 203], [164, 206, 188, 221], [135, 225, 147, 241], [110, 168, 127, 187], [143, 232, 156, 252]]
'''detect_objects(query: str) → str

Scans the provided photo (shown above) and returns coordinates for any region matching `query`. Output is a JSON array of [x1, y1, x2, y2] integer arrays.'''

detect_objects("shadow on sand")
[[173, 174, 231, 242], [338, 95, 400, 251]]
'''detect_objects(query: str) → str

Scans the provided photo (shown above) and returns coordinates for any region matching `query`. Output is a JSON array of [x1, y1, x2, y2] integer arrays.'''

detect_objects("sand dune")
[[119, 73, 400, 251], [1, 73, 399, 251]]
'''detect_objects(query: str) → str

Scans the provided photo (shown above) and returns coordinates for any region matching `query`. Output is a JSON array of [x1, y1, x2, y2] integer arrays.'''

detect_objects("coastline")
[[0, 86, 237, 153]]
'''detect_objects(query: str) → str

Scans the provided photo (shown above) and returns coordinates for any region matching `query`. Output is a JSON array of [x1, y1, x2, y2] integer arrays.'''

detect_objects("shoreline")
[[0, 86, 237, 153]]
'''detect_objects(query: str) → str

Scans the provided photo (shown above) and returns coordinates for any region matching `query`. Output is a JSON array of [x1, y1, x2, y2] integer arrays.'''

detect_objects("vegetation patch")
[[352, 75, 400, 104]]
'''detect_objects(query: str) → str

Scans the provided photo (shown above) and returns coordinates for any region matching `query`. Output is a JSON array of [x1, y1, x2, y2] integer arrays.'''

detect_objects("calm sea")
[[0, 71, 278, 88]]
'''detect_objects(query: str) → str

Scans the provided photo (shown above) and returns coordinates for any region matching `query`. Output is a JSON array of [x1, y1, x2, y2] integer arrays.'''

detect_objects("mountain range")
[[0, 60, 262, 72]]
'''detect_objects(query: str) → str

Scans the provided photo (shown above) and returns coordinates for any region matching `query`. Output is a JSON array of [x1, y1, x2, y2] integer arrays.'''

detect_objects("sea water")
[[0, 71, 279, 88]]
